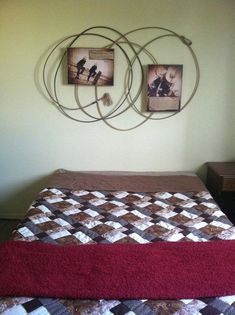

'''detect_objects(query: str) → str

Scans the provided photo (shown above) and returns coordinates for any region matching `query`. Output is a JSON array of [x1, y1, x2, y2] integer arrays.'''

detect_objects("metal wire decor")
[[42, 26, 200, 131]]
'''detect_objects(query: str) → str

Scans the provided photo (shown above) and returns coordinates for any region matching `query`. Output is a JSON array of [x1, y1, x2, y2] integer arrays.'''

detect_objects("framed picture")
[[67, 48, 114, 86], [147, 64, 183, 112]]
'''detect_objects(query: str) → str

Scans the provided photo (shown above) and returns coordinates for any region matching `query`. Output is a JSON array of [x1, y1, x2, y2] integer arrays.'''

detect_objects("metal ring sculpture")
[[43, 26, 200, 131]]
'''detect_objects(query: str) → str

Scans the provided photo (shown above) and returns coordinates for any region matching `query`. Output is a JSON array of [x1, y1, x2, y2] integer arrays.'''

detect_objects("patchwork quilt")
[[1, 186, 235, 314]]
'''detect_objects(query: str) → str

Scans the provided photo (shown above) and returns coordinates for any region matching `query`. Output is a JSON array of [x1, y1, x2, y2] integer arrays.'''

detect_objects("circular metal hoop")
[[43, 26, 200, 131]]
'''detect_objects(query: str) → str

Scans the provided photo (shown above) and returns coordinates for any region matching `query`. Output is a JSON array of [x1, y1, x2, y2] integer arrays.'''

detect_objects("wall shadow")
[[196, 163, 208, 183], [0, 174, 52, 219]]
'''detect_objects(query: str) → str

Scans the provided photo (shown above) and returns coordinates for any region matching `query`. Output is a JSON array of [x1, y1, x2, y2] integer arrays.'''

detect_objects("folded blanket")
[[0, 240, 235, 299]]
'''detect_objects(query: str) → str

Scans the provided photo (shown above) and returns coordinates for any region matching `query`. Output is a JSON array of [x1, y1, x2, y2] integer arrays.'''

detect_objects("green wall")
[[0, 0, 235, 218]]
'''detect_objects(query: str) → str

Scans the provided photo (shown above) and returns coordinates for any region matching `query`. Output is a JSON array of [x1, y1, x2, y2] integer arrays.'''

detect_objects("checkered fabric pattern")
[[1, 188, 235, 315]]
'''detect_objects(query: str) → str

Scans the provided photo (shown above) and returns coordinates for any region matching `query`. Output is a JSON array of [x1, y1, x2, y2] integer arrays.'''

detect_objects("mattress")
[[0, 170, 235, 315]]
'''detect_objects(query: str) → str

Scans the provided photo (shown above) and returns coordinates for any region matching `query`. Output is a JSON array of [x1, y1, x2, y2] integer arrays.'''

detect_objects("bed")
[[1, 170, 235, 315]]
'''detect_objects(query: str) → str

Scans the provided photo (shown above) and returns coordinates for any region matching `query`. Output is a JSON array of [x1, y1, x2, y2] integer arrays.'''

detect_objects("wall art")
[[147, 64, 183, 112], [67, 48, 114, 86]]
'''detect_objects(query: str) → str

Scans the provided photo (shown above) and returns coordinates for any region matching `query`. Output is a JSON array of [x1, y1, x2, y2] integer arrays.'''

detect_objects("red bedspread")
[[0, 240, 235, 300]]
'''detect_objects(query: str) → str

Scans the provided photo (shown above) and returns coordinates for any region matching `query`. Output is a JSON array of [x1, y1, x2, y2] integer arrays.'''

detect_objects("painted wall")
[[1, 0, 235, 218]]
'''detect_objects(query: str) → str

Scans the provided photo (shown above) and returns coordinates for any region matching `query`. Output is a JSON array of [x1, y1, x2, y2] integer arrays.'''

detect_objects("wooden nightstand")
[[207, 162, 235, 196], [206, 162, 235, 223]]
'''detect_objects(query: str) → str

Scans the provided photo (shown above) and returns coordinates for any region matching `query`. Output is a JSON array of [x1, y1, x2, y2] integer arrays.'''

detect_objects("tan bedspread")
[[48, 169, 207, 192]]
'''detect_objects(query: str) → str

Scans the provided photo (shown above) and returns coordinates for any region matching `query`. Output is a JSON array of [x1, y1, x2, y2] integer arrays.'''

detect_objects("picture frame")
[[146, 64, 183, 112], [67, 48, 114, 86]]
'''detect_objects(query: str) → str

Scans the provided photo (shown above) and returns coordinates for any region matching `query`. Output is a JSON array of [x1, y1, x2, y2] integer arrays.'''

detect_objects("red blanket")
[[0, 240, 235, 299]]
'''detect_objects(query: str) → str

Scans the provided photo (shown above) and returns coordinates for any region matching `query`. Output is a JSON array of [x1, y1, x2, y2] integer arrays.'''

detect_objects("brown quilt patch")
[[71, 212, 91, 221], [38, 221, 60, 232], [56, 235, 80, 245], [146, 203, 166, 212], [200, 225, 224, 235], [145, 300, 185, 315], [99, 202, 117, 211], [171, 214, 191, 224], [145, 225, 169, 236], [91, 224, 113, 235], [120, 213, 140, 222], [52, 201, 72, 210]]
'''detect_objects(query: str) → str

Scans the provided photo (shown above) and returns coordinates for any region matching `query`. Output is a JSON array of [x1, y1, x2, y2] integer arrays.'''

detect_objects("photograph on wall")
[[147, 64, 183, 112], [67, 48, 114, 86]]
